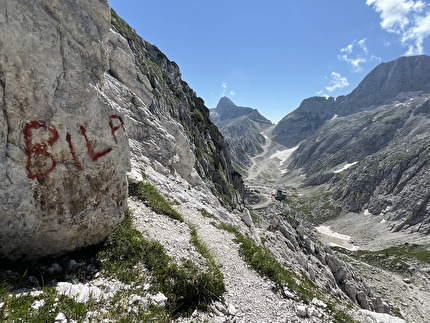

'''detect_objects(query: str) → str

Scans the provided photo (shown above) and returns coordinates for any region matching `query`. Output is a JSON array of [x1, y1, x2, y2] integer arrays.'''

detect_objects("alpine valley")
[[0, 1, 429, 322]]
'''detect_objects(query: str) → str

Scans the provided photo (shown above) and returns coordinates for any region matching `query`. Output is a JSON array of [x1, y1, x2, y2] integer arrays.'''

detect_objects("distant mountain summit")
[[275, 55, 430, 234], [211, 97, 272, 124], [272, 55, 430, 148], [210, 97, 272, 170]]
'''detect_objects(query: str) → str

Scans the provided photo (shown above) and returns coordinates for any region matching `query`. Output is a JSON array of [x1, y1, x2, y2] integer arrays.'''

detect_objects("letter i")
[[66, 132, 83, 170]]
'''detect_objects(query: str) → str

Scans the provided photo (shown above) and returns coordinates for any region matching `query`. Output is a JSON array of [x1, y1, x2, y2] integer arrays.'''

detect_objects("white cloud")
[[325, 72, 349, 92], [337, 39, 377, 71], [367, 0, 430, 55], [338, 54, 368, 71], [358, 38, 369, 54], [221, 82, 237, 97], [341, 44, 354, 53]]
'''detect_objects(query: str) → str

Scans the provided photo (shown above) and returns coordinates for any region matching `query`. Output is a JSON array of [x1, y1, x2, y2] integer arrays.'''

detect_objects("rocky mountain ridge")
[[210, 97, 272, 169], [272, 55, 430, 148], [282, 57, 430, 234]]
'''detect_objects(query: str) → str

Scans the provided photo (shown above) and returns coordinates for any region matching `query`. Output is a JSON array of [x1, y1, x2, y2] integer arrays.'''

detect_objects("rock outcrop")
[[210, 97, 272, 168], [264, 212, 385, 313], [0, 0, 130, 260]]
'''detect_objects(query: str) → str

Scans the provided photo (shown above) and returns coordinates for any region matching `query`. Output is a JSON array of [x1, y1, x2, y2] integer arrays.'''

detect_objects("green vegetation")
[[129, 179, 184, 222], [0, 286, 89, 323], [1, 202, 225, 321], [249, 210, 262, 226], [284, 189, 342, 224], [333, 243, 430, 274], [198, 208, 214, 219]]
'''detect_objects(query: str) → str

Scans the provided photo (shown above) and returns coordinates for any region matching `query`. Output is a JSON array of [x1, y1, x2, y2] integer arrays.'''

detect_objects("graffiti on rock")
[[23, 115, 126, 180]]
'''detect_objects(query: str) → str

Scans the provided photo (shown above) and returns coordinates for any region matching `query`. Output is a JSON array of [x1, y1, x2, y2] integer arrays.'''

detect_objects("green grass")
[[1, 208, 225, 321], [198, 208, 214, 219], [333, 243, 430, 273], [129, 179, 184, 222], [98, 210, 225, 317], [249, 210, 262, 226], [0, 286, 88, 323]]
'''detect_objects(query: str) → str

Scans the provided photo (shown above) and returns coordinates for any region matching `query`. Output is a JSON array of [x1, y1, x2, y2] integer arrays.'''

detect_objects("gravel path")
[[128, 196, 314, 322], [177, 204, 300, 322], [247, 124, 276, 181]]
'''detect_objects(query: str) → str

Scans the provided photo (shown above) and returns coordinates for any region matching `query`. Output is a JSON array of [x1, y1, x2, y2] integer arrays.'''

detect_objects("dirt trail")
[[246, 124, 276, 181], [129, 196, 311, 322]]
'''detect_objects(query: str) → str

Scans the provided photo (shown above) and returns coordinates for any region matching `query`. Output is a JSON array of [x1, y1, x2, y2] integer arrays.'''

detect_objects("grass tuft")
[[129, 179, 184, 222], [97, 210, 224, 317]]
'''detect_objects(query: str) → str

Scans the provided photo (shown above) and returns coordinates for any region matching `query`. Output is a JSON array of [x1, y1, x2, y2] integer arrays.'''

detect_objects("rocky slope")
[[0, 0, 243, 260], [210, 97, 272, 169], [108, 12, 244, 209]]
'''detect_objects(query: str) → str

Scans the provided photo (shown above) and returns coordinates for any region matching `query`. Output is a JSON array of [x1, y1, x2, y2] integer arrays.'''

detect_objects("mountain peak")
[[342, 55, 430, 112], [273, 55, 430, 148]]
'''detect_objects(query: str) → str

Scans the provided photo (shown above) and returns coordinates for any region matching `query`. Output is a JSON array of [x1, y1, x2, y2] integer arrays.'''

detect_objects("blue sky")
[[109, 0, 430, 123]]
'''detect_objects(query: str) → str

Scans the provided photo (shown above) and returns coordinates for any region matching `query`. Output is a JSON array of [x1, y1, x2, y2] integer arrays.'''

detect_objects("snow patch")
[[269, 144, 299, 165], [330, 114, 338, 121], [360, 310, 406, 323], [333, 161, 358, 173], [316, 225, 352, 241], [316, 226, 359, 251]]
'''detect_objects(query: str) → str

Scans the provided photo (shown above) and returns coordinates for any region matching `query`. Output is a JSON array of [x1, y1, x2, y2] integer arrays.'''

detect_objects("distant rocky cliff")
[[282, 55, 430, 233], [210, 97, 272, 169], [273, 55, 430, 148]]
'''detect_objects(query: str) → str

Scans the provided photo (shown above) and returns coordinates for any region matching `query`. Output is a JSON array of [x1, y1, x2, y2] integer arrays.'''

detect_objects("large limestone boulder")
[[0, 0, 130, 260]]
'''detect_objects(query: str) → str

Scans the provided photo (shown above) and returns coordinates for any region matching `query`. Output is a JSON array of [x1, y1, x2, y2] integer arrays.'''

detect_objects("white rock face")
[[0, 0, 130, 259]]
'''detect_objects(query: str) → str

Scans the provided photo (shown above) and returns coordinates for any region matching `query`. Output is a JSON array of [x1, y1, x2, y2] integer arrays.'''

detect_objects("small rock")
[[149, 292, 167, 306], [403, 278, 412, 284], [284, 290, 296, 299], [67, 260, 78, 271], [31, 299, 45, 310], [296, 305, 308, 318], [215, 302, 228, 315], [227, 303, 237, 315], [55, 312, 67, 323], [48, 263, 63, 274], [28, 276, 38, 285], [311, 298, 327, 308], [285, 315, 300, 322], [86, 264, 98, 275]]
